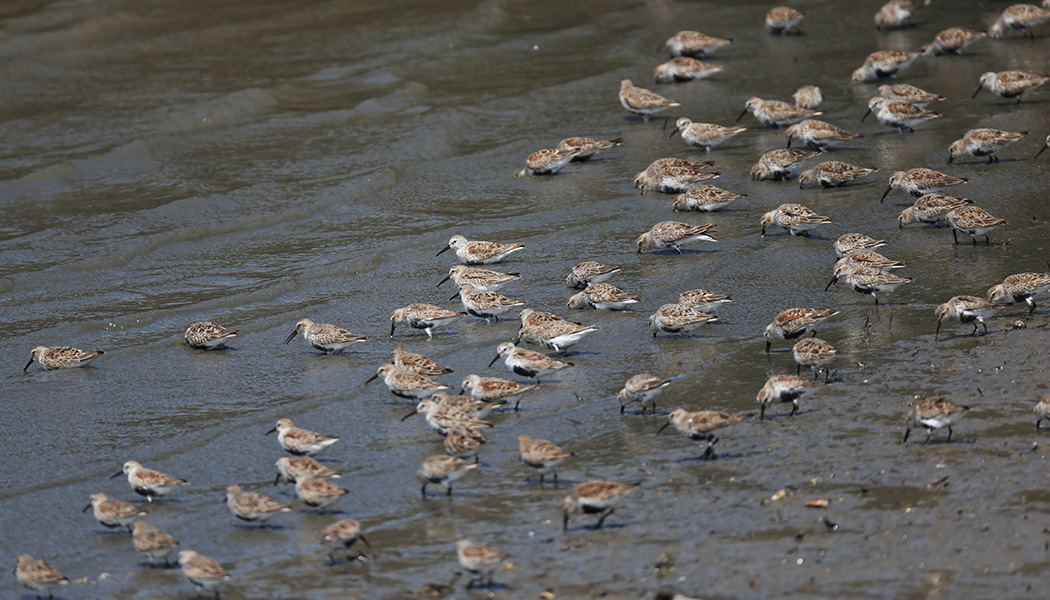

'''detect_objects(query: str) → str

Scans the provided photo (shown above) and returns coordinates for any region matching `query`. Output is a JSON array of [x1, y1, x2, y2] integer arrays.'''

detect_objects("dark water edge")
[[2, 0, 1050, 598]]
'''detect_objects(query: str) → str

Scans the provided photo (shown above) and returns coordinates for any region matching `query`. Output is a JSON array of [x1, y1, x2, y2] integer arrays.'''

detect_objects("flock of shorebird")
[[15, 1, 1050, 598]]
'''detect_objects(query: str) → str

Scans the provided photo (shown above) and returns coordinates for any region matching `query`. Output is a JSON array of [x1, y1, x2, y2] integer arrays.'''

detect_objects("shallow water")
[[2, 0, 1050, 598]]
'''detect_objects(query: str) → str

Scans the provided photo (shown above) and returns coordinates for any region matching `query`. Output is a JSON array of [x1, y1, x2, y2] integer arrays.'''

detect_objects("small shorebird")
[[760, 203, 831, 236], [284, 318, 365, 354], [653, 57, 724, 83], [178, 550, 230, 598], [989, 3, 1050, 38], [389, 303, 466, 338], [518, 434, 574, 485], [84, 492, 146, 531], [945, 205, 1007, 245], [636, 221, 717, 254], [757, 374, 822, 419], [881, 168, 968, 202], [649, 303, 718, 337], [617, 373, 671, 414], [366, 363, 451, 398], [184, 321, 238, 350], [457, 539, 508, 589], [798, 161, 877, 189], [874, 0, 931, 29], [922, 27, 987, 55], [266, 418, 339, 456], [113, 461, 188, 502], [903, 397, 970, 443], [934, 296, 1007, 339], [437, 265, 520, 292], [785, 119, 861, 149], [987, 272, 1050, 315], [132, 521, 180, 566], [657, 408, 751, 459], [561, 480, 640, 531], [948, 128, 1027, 164], [16, 555, 69, 599], [24, 345, 103, 371], [792, 338, 838, 381], [765, 6, 805, 34], [668, 118, 747, 149], [438, 234, 524, 265], [661, 31, 732, 57], [764, 308, 838, 352], [565, 261, 622, 289], [225, 484, 291, 524], [619, 79, 680, 120], [321, 519, 373, 563], [556, 137, 624, 161], [737, 97, 820, 127], [418, 455, 478, 497], [851, 50, 922, 82]]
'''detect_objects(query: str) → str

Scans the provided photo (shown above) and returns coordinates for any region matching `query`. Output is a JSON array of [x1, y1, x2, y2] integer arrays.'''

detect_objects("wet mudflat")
[[2, 0, 1050, 598]]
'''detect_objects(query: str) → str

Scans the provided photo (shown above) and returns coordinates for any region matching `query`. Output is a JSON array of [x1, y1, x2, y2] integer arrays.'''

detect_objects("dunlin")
[[934, 296, 1007, 338], [798, 161, 877, 188], [295, 475, 349, 509], [567, 283, 640, 310], [84, 492, 146, 531], [444, 427, 485, 461], [178, 550, 230, 598], [668, 118, 747, 149], [619, 79, 680, 120], [518, 434, 574, 484], [390, 303, 466, 338], [515, 321, 599, 355], [874, 0, 930, 29], [418, 455, 478, 496], [898, 193, 973, 227], [903, 397, 969, 443], [284, 318, 366, 354], [457, 539, 508, 589], [438, 235, 524, 265], [922, 27, 987, 55], [453, 284, 525, 322], [566, 261, 622, 289], [945, 205, 1007, 245], [461, 374, 539, 410], [765, 6, 805, 34], [678, 288, 733, 312], [184, 321, 237, 350], [516, 147, 582, 177], [764, 308, 838, 352], [636, 221, 717, 254], [877, 83, 944, 106], [429, 390, 506, 418], [989, 3, 1050, 38], [987, 272, 1050, 315], [266, 418, 339, 456], [113, 461, 188, 502], [321, 519, 372, 562], [851, 50, 922, 82], [792, 338, 838, 381], [24, 345, 103, 371], [274, 456, 341, 485], [490, 342, 573, 381], [401, 398, 492, 437], [392, 347, 453, 376], [672, 185, 746, 212], [653, 57, 724, 83], [649, 303, 718, 337], [834, 251, 904, 272], [974, 70, 1048, 102], [132, 521, 179, 566], [760, 203, 832, 236], [862, 97, 940, 132], [792, 85, 823, 109], [658, 408, 750, 459], [834, 233, 886, 258], [737, 97, 821, 127], [948, 128, 1027, 164], [519, 308, 581, 328], [750, 149, 821, 181], [634, 157, 720, 194], [16, 555, 69, 599], [556, 137, 624, 161], [881, 168, 968, 202], [826, 264, 912, 304], [438, 265, 520, 292], [1035, 394, 1050, 430], [225, 484, 290, 524], [366, 363, 451, 398], [561, 480, 640, 531], [757, 374, 821, 419], [618, 373, 672, 414], [662, 31, 732, 57], [785, 119, 861, 149]]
